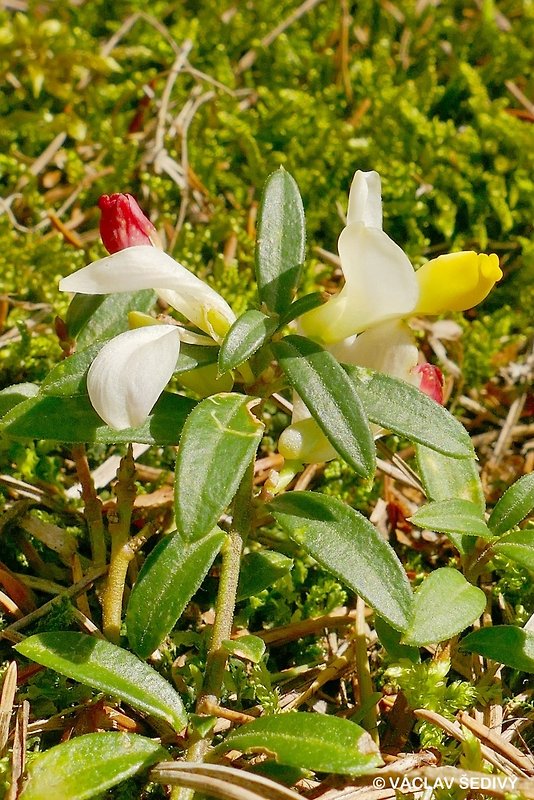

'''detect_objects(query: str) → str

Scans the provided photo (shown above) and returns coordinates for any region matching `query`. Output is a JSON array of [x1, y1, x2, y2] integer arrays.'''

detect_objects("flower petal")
[[59, 245, 235, 341], [87, 325, 181, 430], [299, 225, 418, 343], [415, 252, 502, 315], [329, 320, 419, 383], [346, 170, 383, 228]]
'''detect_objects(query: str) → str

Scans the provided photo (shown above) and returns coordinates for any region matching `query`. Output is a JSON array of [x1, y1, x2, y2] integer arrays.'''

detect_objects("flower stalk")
[[181, 461, 255, 780], [102, 446, 136, 644]]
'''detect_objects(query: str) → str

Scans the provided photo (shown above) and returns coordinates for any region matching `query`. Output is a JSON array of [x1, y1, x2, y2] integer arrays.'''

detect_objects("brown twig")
[[71, 444, 106, 567]]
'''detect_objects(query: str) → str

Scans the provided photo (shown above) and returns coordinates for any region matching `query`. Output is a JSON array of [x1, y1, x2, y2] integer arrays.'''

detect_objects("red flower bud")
[[414, 363, 444, 404], [98, 193, 160, 254]]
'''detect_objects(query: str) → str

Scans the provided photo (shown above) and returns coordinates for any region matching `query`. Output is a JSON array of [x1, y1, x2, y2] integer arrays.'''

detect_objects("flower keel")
[[87, 324, 181, 430]]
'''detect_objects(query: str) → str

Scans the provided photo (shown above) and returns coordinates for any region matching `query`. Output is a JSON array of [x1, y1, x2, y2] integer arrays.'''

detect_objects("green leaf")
[[66, 289, 156, 348], [488, 474, 534, 535], [174, 342, 219, 374], [272, 336, 375, 479], [255, 168, 306, 314], [237, 551, 294, 601], [219, 310, 279, 374], [409, 499, 493, 538], [374, 616, 420, 663], [269, 492, 413, 632], [213, 713, 383, 776], [41, 344, 103, 396], [14, 632, 187, 731], [416, 445, 485, 511], [492, 531, 534, 574], [345, 366, 473, 458], [415, 444, 485, 554], [222, 635, 266, 663], [278, 292, 324, 326], [19, 732, 167, 800], [0, 383, 39, 417], [0, 392, 195, 445], [126, 528, 225, 658], [460, 625, 534, 672], [175, 394, 263, 540], [402, 568, 486, 646]]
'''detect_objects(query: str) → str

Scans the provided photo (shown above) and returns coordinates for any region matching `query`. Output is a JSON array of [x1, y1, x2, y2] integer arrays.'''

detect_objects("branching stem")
[[71, 444, 106, 568]]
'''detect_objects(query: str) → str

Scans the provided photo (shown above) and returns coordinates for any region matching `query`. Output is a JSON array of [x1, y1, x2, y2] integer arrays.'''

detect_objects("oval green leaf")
[[278, 292, 324, 326], [66, 289, 156, 348], [0, 383, 39, 417], [222, 635, 266, 663], [269, 492, 413, 631], [488, 474, 534, 535], [460, 625, 534, 673], [237, 551, 294, 601], [402, 568, 486, 646], [409, 499, 493, 538], [416, 444, 485, 555], [41, 343, 103, 396], [345, 365, 473, 458], [19, 732, 167, 800], [255, 168, 306, 314], [14, 632, 187, 731], [213, 713, 383, 776], [492, 530, 534, 574], [219, 309, 278, 374], [272, 336, 375, 479], [175, 394, 263, 540], [174, 341, 219, 374], [127, 528, 225, 658], [374, 616, 420, 664], [0, 392, 195, 445]]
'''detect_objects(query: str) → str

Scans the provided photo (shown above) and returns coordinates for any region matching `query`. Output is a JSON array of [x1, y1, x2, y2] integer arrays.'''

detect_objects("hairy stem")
[[102, 446, 136, 643], [177, 462, 254, 788], [354, 596, 379, 745]]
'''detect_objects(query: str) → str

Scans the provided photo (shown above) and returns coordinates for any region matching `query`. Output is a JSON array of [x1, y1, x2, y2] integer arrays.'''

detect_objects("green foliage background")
[[1, 1, 533, 369]]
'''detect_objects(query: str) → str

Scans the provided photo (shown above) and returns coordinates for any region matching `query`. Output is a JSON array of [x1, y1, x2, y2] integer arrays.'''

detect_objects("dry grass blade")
[[0, 662, 17, 755], [151, 762, 303, 800], [284, 643, 353, 711], [242, 607, 357, 647], [414, 709, 528, 777], [19, 513, 76, 563], [457, 711, 534, 775], [7, 699, 29, 800]]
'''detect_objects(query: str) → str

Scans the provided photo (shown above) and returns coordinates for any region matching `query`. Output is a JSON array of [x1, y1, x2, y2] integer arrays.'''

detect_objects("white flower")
[[60, 245, 236, 430], [279, 170, 502, 463], [59, 245, 235, 342]]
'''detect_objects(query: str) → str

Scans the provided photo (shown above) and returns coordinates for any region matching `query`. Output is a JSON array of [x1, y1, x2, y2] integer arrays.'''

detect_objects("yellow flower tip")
[[480, 252, 503, 283], [127, 311, 160, 328], [414, 250, 502, 316], [206, 308, 232, 341]]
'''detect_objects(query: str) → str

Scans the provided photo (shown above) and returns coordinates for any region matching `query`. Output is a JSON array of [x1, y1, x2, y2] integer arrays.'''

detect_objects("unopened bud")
[[98, 193, 161, 254], [414, 363, 444, 404]]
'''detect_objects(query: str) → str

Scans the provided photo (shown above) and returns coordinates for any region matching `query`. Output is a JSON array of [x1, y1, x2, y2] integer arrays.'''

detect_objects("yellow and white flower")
[[279, 170, 502, 463]]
